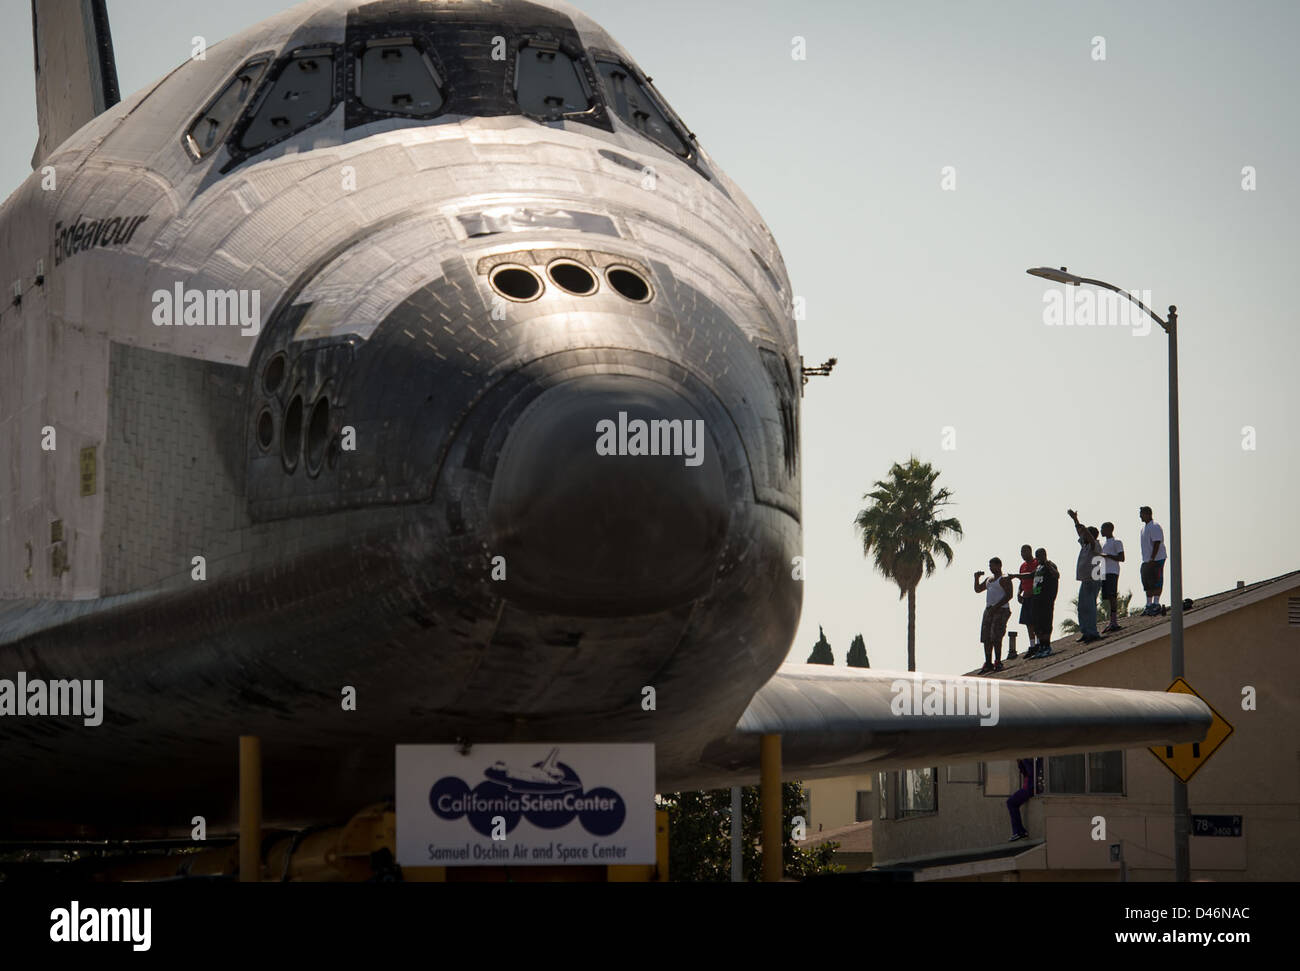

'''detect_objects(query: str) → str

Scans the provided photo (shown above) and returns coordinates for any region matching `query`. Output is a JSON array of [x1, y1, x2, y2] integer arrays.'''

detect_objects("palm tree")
[[853, 457, 963, 671], [1062, 590, 1134, 634]]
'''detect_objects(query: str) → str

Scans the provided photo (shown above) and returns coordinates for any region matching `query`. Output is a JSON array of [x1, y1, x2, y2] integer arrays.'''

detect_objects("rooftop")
[[965, 569, 1300, 681], [796, 819, 873, 854]]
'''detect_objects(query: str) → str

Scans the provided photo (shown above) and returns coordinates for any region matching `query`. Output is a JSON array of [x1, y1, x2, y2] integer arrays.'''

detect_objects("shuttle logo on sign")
[[396, 744, 655, 866]]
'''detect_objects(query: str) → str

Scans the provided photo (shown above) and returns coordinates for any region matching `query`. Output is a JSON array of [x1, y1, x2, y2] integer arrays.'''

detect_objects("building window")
[[1048, 750, 1125, 794], [982, 760, 1014, 796], [1288, 596, 1300, 626], [899, 767, 938, 816], [855, 790, 872, 823], [947, 763, 981, 784]]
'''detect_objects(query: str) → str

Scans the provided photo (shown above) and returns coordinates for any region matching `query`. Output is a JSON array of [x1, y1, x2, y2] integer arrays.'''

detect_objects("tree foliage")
[[853, 457, 962, 670], [1061, 590, 1134, 634], [846, 633, 869, 668], [660, 784, 841, 882], [807, 625, 833, 665]]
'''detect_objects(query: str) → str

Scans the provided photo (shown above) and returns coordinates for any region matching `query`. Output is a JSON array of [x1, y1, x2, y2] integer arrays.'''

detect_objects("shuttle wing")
[[680, 664, 1211, 788], [30, 0, 120, 167]]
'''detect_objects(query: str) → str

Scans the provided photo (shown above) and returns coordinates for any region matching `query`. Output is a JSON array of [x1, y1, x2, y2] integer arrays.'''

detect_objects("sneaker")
[[993, 661, 1004, 672], [1105, 624, 1123, 632], [1081, 634, 1102, 644], [979, 662, 993, 674], [1007, 651, 1019, 660], [1008, 832, 1027, 842], [1036, 647, 1053, 658], [1025, 648, 1042, 659]]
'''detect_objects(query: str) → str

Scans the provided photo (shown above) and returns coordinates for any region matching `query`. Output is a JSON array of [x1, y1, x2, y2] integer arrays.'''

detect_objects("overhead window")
[[357, 37, 444, 116], [185, 57, 271, 158], [596, 60, 688, 157], [515, 42, 592, 117], [240, 48, 336, 152]]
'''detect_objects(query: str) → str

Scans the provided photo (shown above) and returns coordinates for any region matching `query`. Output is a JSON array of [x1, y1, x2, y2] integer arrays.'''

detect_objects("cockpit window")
[[515, 42, 592, 118], [185, 57, 271, 158], [239, 48, 337, 152], [357, 37, 444, 116], [595, 60, 688, 157]]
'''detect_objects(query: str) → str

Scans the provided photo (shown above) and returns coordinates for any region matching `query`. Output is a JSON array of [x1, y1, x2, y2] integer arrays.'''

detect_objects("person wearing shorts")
[[1139, 506, 1166, 615], [975, 558, 1014, 673], [1027, 549, 1059, 658], [1100, 521, 1125, 632], [1014, 544, 1038, 657]]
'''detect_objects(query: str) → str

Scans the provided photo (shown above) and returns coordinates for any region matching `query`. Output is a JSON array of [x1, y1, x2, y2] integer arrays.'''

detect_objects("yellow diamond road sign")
[[1149, 677, 1234, 783]]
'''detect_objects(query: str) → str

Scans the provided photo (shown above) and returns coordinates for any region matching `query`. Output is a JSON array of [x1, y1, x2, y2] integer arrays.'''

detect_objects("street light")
[[1026, 265, 1188, 883]]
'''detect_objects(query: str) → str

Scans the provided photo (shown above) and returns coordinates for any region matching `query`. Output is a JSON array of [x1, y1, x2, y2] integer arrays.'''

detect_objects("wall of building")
[[803, 773, 874, 833]]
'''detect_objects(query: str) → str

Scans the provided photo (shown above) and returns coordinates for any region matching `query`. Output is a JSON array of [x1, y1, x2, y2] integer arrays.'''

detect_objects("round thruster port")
[[489, 264, 543, 302], [546, 259, 598, 296], [263, 352, 287, 395], [282, 393, 304, 472], [605, 265, 652, 303], [256, 408, 274, 451], [305, 396, 330, 475]]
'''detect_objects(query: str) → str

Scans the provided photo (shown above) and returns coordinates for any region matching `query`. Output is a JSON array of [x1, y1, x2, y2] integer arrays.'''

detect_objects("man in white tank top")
[[974, 558, 1014, 673]]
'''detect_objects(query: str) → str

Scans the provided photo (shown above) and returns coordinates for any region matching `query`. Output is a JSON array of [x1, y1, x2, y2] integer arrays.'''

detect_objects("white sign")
[[396, 743, 656, 866]]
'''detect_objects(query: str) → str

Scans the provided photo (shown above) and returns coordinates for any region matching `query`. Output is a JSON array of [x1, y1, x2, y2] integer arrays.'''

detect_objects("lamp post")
[[1026, 266, 1188, 883]]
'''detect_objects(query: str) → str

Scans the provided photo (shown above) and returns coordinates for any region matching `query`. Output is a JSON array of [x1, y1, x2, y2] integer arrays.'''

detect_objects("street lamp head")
[[1026, 266, 1084, 285]]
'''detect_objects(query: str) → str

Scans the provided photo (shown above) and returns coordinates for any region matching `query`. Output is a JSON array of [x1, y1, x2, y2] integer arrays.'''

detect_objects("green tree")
[[807, 625, 833, 665], [853, 457, 963, 671], [846, 633, 870, 668], [660, 783, 841, 882], [1061, 590, 1134, 634]]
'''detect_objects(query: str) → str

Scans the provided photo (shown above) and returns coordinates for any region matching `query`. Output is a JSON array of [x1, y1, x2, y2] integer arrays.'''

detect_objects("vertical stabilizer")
[[31, 0, 120, 168]]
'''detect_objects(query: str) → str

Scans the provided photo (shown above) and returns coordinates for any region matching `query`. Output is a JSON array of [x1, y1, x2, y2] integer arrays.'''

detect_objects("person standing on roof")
[[1008, 548, 1060, 659], [1100, 521, 1125, 633], [975, 558, 1014, 674], [1014, 544, 1038, 658], [1069, 509, 1104, 643], [1139, 506, 1167, 616]]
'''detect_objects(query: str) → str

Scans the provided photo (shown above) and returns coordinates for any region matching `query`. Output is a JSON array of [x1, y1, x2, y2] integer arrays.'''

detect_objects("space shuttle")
[[0, 0, 1208, 840]]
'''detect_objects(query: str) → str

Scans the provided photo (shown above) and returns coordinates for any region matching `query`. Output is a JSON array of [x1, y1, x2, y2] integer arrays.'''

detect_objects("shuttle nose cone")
[[488, 375, 729, 614]]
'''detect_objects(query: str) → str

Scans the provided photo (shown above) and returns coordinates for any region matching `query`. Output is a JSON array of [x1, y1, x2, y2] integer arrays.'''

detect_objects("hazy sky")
[[2, 1, 1296, 677]]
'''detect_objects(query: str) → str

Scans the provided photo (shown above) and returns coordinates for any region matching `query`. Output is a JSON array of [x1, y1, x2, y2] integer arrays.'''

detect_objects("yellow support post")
[[760, 733, 782, 883], [239, 735, 261, 882]]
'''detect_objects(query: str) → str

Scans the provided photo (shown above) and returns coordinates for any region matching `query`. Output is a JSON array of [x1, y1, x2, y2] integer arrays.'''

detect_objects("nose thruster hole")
[[606, 266, 652, 302], [547, 260, 597, 296], [256, 409, 274, 450], [306, 397, 330, 474], [263, 353, 287, 394], [490, 265, 542, 302], [282, 394, 303, 471]]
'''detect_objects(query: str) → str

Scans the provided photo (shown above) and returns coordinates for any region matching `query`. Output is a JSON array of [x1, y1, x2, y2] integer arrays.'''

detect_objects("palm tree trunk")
[[907, 587, 917, 672]]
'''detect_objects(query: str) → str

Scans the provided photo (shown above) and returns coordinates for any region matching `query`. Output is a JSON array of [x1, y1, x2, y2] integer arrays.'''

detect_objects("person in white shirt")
[[974, 558, 1014, 673], [1100, 522, 1125, 632], [1139, 506, 1166, 616]]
